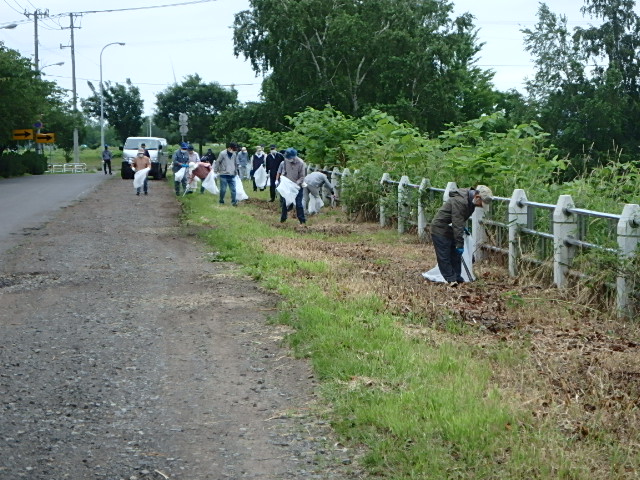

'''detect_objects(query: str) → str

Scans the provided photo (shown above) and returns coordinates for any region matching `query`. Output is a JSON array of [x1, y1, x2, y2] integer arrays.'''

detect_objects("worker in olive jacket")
[[430, 185, 492, 285]]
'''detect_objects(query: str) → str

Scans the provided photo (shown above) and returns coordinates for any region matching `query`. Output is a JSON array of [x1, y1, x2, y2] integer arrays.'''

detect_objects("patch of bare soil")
[[250, 205, 640, 474], [0, 179, 362, 480]]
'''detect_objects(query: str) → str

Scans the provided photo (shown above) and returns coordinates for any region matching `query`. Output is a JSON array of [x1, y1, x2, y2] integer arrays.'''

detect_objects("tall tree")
[[82, 79, 144, 143], [154, 75, 239, 150], [233, 0, 496, 133], [523, 0, 640, 159]]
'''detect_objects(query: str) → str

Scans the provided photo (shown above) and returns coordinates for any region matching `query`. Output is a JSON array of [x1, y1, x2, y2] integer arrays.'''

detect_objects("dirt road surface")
[[0, 177, 358, 480]]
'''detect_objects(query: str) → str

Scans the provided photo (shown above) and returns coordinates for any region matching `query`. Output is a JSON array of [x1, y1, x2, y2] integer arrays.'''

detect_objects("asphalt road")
[[0, 173, 108, 255]]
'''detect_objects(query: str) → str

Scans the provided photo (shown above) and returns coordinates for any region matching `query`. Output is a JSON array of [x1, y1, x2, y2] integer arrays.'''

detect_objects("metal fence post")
[[553, 195, 577, 287], [398, 175, 409, 234], [380, 173, 391, 227], [508, 189, 528, 277], [417, 178, 430, 240], [616, 204, 640, 316]]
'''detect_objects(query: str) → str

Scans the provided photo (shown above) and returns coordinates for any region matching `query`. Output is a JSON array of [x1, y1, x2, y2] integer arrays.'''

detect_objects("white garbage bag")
[[307, 194, 324, 215], [254, 165, 268, 189], [276, 175, 300, 207], [201, 170, 219, 194], [133, 167, 150, 190], [174, 166, 187, 182], [422, 233, 474, 282], [235, 175, 249, 201]]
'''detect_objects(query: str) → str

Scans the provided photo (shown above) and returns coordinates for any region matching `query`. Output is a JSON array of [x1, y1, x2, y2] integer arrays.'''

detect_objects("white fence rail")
[[47, 163, 87, 173], [307, 164, 640, 317]]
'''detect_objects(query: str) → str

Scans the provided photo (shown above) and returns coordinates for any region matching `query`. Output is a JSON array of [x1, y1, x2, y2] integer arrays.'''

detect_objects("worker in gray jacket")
[[303, 170, 335, 214], [214, 142, 239, 206], [430, 185, 492, 285], [277, 148, 306, 224]]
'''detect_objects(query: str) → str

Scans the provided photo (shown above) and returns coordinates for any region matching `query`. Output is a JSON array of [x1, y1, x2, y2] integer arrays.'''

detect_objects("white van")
[[120, 137, 168, 180]]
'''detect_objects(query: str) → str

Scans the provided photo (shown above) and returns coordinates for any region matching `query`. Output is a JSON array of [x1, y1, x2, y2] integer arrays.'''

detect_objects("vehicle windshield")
[[124, 139, 160, 150]]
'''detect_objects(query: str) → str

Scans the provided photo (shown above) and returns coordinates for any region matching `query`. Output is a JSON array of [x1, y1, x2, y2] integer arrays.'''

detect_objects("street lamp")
[[40, 61, 65, 73], [100, 42, 125, 149]]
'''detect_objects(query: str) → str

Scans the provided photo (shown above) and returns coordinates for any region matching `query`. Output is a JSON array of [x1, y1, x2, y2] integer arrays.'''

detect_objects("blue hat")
[[284, 147, 297, 159], [180, 142, 188, 149], [104, 144, 109, 148]]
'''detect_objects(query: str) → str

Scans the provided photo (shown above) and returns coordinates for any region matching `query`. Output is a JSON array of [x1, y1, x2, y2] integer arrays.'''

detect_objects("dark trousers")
[[174, 176, 187, 195], [281, 188, 305, 224], [269, 174, 278, 200], [432, 233, 463, 283], [103, 160, 112, 174]]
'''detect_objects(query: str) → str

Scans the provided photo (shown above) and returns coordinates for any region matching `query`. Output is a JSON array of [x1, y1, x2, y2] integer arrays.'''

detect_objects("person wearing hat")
[[276, 148, 306, 224], [214, 142, 240, 206], [131, 148, 151, 195], [172, 142, 190, 196], [101, 144, 113, 175], [250, 146, 266, 192], [430, 185, 493, 285], [237, 146, 249, 180], [265, 144, 284, 202], [184, 145, 201, 194], [201, 148, 215, 165]]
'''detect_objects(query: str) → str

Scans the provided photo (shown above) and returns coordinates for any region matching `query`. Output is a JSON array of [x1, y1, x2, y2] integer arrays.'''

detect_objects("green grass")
[[177, 189, 632, 479]]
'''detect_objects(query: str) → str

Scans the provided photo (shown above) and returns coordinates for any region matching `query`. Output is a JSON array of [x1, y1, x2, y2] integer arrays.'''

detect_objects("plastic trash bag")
[[276, 175, 300, 207], [133, 167, 150, 190], [422, 232, 474, 282], [254, 165, 268, 189], [201, 170, 219, 194], [235, 175, 249, 201], [174, 166, 187, 182], [307, 194, 324, 215]]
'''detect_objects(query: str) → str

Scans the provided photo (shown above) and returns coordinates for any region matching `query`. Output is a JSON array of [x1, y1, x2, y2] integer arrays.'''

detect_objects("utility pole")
[[61, 13, 81, 163], [24, 9, 48, 70]]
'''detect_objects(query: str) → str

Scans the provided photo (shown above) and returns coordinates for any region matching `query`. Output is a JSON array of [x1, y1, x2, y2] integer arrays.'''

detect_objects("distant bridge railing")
[[306, 164, 640, 317]]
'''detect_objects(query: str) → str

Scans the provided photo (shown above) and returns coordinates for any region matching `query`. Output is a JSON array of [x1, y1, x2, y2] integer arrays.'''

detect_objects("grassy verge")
[[179, 187, 639, 479]]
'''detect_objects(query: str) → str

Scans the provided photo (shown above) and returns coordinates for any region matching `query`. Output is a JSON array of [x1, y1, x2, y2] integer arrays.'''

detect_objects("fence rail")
[[47, 163, 87, 173], [306, 164, 640, 317]]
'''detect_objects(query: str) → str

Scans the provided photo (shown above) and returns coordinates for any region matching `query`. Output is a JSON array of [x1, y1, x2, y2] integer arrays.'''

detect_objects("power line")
[[2, 0, 23, 15]]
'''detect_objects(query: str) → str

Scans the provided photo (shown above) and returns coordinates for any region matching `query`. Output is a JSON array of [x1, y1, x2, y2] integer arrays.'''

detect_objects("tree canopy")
[[233, 0, 497, 133], [523, 0, 640, 160], [154, 75, 239, 149], [82, 79, 144, 143]]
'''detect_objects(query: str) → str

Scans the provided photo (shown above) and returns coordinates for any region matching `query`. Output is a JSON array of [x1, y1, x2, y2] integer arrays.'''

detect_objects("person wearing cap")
[[140, 143, 151, 160], [214, 142, 240, 206], [250, 146, 266, 192], [430, 185, 493, 285], [201, 148, 215, 165], [276, 148, 306, 224], [172, 142, 190, 196], [101, 145, 113, 175], [303, 170, 335, 214], [131, 148, 151, 195], [237, 146, 249, 180], [265, 144, 284, 202], [184, 145, 201, 194]]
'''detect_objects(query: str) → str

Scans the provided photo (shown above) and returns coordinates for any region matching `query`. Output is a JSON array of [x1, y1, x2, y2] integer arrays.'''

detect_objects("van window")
[[124, 138, 160, 150]]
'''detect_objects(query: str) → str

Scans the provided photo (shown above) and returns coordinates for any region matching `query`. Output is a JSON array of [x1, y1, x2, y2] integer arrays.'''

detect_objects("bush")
[[0, 151, 47, 177]]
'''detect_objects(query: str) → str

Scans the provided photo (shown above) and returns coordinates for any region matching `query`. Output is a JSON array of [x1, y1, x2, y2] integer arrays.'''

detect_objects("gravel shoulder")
[[0, 176, 359, 480]]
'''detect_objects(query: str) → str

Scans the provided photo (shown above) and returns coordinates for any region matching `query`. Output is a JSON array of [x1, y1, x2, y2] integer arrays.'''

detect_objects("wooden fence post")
[[398, 176, 409, 234], [553, 195, 577, 287], [380, 173, 391, 227], [417, 178, 430, 240], [617, 204, 640, 316], [508, 189, 528, 276]]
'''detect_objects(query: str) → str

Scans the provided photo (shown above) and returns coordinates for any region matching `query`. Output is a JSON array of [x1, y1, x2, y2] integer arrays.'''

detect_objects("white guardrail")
[[47, 163, 87, 173], [307, 164, 640, 317]]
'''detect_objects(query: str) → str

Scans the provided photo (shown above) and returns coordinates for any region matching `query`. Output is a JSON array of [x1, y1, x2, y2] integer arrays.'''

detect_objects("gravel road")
[[0, 176, 360, 480]]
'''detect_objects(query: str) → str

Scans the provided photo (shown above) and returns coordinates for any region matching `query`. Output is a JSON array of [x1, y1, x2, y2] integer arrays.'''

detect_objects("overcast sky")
[[0, 0, 614, 118]]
